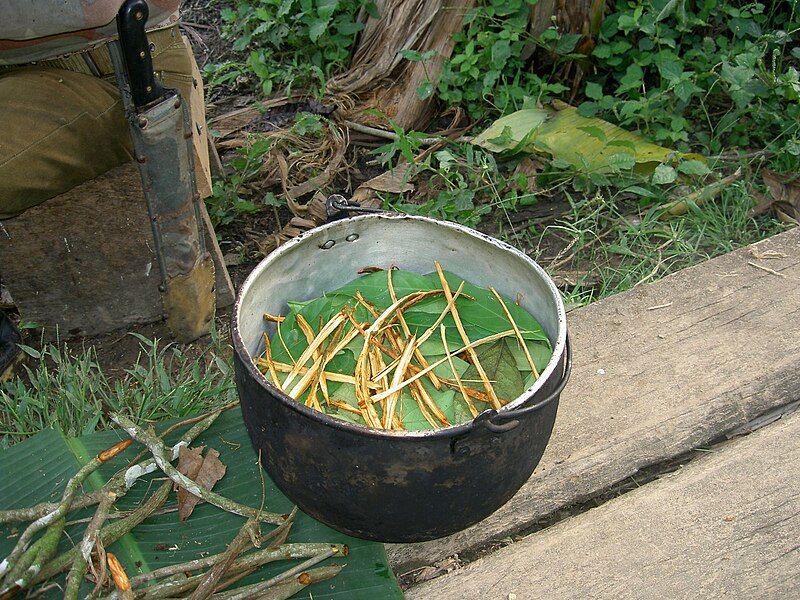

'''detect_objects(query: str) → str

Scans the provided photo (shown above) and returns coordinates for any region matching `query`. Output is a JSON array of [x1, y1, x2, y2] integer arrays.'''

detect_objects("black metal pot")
[[232, 214, 570, 542]]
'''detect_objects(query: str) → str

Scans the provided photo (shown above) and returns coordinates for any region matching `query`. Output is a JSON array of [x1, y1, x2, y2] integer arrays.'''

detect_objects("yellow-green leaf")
[[472, 102, 704, 175]]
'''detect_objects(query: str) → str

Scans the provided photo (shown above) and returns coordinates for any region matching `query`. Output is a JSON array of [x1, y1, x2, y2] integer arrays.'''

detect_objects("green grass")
[[532, 179, 789, 306], [0, 333, 236, 448]]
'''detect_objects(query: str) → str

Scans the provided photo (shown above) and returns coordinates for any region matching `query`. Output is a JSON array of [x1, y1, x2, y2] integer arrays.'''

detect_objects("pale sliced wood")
[[410, 409, 800, 599], [389, 228, 800, 572]]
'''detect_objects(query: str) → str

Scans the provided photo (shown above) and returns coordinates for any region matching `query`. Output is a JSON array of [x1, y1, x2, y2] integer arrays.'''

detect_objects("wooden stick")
[[187, 519, 258, 600], [107, 553, 134, 600], [111, 415, 286, 525]]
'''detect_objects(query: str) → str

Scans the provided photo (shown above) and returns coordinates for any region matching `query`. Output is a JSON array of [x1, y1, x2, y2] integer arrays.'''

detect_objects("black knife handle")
[[116, 0, 166, 107]]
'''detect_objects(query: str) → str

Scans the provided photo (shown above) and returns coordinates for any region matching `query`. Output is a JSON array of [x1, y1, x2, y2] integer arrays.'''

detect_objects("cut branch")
[[110, 414, 286, 525]]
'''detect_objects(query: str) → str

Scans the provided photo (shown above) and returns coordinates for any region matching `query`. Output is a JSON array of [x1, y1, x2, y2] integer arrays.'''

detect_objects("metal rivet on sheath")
[[345, 234, 359, 242], [135, 11, 144, 20], [137, 116, 148, 128], [136, 154, 147, 163], [158, 284, 166, 292], [320, 240, 335, 250], [139, 50, 146, 59]]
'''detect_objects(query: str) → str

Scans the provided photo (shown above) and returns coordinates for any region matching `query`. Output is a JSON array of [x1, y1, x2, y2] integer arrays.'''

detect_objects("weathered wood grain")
[[390, 227, 800, 572], [0, 162, 234, 339], [409, 409, 800, 599]]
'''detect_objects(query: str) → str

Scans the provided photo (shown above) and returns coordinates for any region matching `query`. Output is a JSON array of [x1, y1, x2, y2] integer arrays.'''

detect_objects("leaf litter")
[[256, 263, 553, 430]]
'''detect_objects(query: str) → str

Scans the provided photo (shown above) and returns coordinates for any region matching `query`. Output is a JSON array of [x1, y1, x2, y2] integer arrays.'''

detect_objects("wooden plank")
[[409, 410, 800, 599], [389, 227, 800, 572], [0, 163, 235, 340]]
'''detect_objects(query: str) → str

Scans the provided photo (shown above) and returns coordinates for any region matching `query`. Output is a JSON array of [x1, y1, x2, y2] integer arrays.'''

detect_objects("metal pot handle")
[[326, 194, 387, 221], [473, 334, 572, 434]]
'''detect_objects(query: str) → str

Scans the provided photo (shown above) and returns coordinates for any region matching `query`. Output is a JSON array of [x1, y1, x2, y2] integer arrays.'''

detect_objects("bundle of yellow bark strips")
[[256, 262, 552, 430]]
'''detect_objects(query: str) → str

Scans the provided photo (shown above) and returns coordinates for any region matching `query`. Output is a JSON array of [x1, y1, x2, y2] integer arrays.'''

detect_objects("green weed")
[[204, 0, 370, 96], [207, 136, 283, 227], [578, 1, 800, 166], [0, 333, 236, 447]]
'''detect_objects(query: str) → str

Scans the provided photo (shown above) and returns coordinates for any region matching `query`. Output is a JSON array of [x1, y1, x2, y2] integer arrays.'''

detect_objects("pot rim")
[[231, 213, 567, 439]]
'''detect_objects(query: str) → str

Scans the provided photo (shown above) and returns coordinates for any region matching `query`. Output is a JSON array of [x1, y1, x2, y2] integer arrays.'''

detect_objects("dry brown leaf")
[[360, 165, 415, 194], [351, 165, 415, 205], [756, 169, 800, 225], [177, 446, 227, 521], [512, 157, 544, 193]]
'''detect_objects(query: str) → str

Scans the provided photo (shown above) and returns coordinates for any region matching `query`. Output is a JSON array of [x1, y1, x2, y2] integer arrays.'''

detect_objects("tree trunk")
[[329, 0, 475, 131], [333, 0, 607, 131]]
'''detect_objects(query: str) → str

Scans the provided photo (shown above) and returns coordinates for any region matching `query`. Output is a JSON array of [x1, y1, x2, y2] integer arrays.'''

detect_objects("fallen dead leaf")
[[512, 157, 544, 192], [753, 169, 800, 225], [177, 446, 227, 521], [351, 164, 415, 206]]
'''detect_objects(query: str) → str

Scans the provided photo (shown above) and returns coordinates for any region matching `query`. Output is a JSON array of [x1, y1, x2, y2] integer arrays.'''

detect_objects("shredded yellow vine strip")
[[375, 281, 466, 381], [367, 300, 450, 427], [435, 262, 501, 410], [490, 287, 540, 379], [258, 360, 381, 390], [295, 314, 322, 408], [288, 322, 354, 399], [387, 269, 442, 390], [409, 384, 440, 429], [440, 325, 478, 417], [352, 290, 445, 429], [263, 312, 285, 324], [328, 398, 364, 415], [281, 313, 347, 390], [260, 333, 282, 390], [382, 335, 417, 429], [361, 326, 489, 415], [371, 330, 519, 402]]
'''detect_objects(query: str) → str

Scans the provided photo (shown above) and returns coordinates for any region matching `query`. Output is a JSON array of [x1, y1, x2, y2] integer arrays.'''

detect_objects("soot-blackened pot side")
[[234, 348, 563, 543]]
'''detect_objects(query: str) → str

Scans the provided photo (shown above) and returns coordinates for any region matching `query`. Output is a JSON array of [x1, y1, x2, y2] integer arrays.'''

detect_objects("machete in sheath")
[[110, 0, 214, 342]]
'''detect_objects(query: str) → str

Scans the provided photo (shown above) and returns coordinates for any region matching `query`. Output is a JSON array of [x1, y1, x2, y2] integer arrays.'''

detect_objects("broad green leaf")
[[505, 338, 553, 374], [585, 81, 604, 100], [462, 340, 525, 405], [0, 410, 403, 599], [308, 19, 328, 42], [472, 102, 704, 175], [264, 268, 552, 431], [677, 159, 711, 176], [652, 163, 678, 184], [416, 81, 434, 100]]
